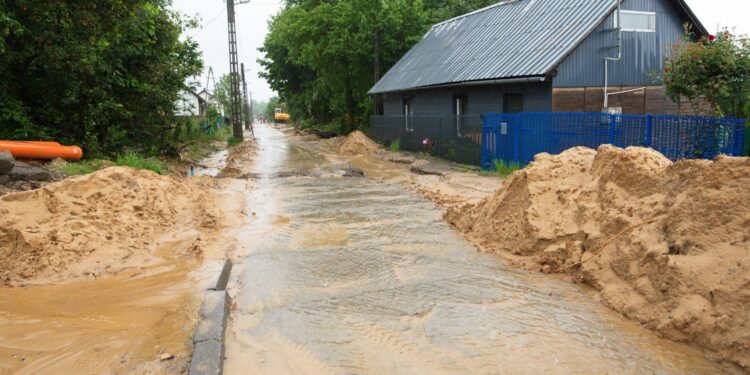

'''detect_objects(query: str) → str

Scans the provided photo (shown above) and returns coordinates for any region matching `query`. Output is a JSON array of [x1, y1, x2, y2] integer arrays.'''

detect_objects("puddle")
[[224, 124, 738, 374], [192, 149, 229, 177]]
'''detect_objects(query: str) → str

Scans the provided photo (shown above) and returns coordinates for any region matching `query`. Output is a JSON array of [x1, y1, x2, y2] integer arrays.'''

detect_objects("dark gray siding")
[[381, 82, 552, 117], [553, 0, 687, 87]]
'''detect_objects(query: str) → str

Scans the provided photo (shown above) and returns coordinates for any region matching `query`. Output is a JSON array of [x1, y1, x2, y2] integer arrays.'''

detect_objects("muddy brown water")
[[193, 149, 229, 177], [0, 233, 210, 375], [224, 124, 736, 374]]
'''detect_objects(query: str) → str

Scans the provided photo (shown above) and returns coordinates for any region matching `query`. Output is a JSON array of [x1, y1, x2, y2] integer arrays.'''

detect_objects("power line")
[[190, 8, 226, 38]]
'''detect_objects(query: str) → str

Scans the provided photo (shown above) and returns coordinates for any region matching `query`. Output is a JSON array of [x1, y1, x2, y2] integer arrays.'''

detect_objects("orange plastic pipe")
[[19, 141, 62, 147], [0, 141, 83, 160]]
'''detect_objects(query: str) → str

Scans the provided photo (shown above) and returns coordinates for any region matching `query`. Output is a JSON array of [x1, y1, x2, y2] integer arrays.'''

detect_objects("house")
[[197, 88, 217, 115], [369, 0, 707, 117], [176, 90, 208, 117]]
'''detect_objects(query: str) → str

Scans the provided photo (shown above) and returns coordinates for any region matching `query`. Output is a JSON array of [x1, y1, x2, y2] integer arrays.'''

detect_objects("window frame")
[[403, 96, 414, 131], [503, 93, 523, 114], [614, 10, 656, 33], [453, 94, 469, 136]]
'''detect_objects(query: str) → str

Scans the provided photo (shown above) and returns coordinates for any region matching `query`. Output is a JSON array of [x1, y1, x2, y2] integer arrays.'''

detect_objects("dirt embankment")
[[447, 145, 750, 369], [338, 131, 384, 157], [0, 167, 221, 286]]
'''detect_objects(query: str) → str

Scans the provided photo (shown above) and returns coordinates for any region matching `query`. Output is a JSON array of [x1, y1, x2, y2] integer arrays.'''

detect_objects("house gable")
[[553, 0, 703, 87]]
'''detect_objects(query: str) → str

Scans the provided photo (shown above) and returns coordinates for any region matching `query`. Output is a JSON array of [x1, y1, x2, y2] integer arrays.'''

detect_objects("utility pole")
[[226, 0, 248, 140], [241, 63, 255, 139], [373, 26, 383, 115], [249, 90, 254, 126]]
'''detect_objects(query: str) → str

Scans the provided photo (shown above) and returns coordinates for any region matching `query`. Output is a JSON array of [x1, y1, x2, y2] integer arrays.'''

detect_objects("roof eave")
[[368, 75, 548, 95]]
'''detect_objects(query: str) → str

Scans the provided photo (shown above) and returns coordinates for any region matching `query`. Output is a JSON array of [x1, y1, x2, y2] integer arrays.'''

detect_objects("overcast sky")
[[172, 0, 749, 102]]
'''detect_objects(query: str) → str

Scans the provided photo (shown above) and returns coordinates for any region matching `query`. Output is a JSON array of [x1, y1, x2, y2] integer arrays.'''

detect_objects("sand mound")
[[219, 141, 256, 178], [447, 145, 750, 369], [338, 131, 383, 156], [0, 167, 220, 286]]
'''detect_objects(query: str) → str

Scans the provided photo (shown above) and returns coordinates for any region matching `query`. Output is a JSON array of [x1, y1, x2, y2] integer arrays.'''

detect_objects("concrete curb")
[[189, 259, 232, 375], [208, 259, 233, 291]]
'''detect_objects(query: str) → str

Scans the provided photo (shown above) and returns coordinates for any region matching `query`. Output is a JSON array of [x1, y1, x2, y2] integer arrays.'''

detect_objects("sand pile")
[[338, 131, 383, 156], [447, 145, 750, 369], [219, 141, 256, 178], [0, 167, 220, 286]]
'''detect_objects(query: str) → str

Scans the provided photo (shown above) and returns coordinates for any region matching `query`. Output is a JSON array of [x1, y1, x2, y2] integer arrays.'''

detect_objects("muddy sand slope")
[[447, 145, 750, 369], [0, 166, 241, 374], [0, 167, 221, 286]]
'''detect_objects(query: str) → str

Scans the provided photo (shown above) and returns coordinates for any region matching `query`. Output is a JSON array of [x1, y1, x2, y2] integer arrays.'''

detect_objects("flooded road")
[[224, 124, 733, 374]]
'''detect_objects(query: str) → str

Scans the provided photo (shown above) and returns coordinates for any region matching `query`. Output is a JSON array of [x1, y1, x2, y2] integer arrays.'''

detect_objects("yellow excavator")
[[274, 105, 290, 124]]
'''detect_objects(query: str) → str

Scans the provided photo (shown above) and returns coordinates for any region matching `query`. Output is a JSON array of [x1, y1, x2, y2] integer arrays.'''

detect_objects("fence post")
[[645, 115, 653, 148], [513, 113, 521, 164], [481, 116, 490, 170], [608, 114, 617, 146], [745, 124, 750, 157]]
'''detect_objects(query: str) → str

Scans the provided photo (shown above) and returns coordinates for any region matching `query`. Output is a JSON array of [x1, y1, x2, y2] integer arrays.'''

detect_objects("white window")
[[615, 10, 656, 32]]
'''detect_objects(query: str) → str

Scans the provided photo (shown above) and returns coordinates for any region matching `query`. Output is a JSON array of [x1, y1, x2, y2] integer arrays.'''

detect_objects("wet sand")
[[0, 150, 248, 374]]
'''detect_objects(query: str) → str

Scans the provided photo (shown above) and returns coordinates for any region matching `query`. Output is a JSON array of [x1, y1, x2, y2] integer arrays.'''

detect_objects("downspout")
[[604, 0, 622, 110]]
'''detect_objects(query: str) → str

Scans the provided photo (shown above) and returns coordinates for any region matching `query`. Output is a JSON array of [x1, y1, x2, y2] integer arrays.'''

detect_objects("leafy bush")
[[663, 28, 750, 119]]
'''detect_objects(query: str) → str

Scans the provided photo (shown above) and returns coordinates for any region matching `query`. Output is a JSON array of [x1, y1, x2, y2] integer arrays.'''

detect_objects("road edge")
[[188, 259, 232, 375]]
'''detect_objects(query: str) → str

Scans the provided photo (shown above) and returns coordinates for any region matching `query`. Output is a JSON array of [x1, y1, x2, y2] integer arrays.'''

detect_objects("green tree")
[[258, 0, 492, 133], [213, 74, 233, 117], [663, 29, 750, 119], [0, 1, 203, 156], [421, 0, 498, 23]]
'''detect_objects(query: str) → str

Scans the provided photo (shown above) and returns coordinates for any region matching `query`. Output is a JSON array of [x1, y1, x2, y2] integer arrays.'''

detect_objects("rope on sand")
[[560, 215, 666, 272]]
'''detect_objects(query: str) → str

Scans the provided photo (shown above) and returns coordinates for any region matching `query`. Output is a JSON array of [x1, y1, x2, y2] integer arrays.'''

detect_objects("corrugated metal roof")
[[370, 0, 620, 94]]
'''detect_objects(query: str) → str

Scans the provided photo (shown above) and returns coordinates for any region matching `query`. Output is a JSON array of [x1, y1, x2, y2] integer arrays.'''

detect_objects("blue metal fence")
[[482, 112, 746, 170]]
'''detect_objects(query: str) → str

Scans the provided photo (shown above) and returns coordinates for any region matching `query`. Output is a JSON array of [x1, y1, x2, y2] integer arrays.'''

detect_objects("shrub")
[[481, 159, 521, 177], [227, 136, 243, 147], [389, 139, 401, 152], [663, 28, 750, 118]]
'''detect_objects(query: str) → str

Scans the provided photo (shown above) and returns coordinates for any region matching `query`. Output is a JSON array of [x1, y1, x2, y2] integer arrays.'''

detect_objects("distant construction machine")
[[274, 105, 290, 124]]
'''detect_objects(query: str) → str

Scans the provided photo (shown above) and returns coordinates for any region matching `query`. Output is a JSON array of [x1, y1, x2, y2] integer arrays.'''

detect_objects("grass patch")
[[115, 152, 167, 174], [53, 159, 108, 176], [227, 136, 243, 147], [177, 117, 232, 160], [480, 159, 522, 177], [52, 152, 167, 176], [389, 139, 401, 152]]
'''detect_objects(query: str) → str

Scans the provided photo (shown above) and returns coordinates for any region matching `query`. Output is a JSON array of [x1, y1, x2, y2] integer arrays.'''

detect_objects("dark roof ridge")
[[431, 0, 524, 29]]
